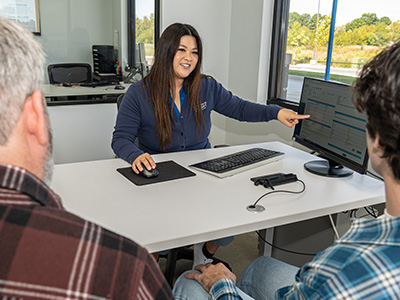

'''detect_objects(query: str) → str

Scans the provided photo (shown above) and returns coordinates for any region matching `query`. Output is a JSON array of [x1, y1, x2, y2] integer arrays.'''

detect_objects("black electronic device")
[[251, 173, 298, 189], [92, 45, 115, 73], [293, 77, 369, 177], [140, 166, 159, 178], [92, 45, 121, 82], [189, 148, 284, 178], [79, 80, 117, 88], [247, 173, 305, 213]]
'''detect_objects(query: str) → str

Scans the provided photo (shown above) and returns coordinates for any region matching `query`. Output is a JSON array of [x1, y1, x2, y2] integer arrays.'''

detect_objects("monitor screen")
[[293, 77, 369, 177], [138, 43, 146, 64]]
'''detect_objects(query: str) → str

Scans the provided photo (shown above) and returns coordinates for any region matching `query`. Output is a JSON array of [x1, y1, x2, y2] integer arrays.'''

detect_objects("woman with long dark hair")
[[112, 23, 308, 266]]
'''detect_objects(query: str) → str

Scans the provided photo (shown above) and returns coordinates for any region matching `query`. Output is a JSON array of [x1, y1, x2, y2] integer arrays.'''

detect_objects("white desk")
[[44, 83, 130, 98], [45, 83, 130, 164], [51, 142, 385, 253]]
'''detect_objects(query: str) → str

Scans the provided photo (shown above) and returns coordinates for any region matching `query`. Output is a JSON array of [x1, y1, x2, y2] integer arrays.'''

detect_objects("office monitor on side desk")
[[125, 43, 148, 83], [293, 77, 369, 177]]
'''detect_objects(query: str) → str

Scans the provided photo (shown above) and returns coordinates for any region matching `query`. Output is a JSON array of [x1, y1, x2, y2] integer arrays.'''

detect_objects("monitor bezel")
[[292, 77, 369, 175]]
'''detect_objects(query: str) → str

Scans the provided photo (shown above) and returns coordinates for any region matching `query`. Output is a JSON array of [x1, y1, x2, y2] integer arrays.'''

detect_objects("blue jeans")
[[173, 256, 298, 299], [158, 236, 234, 256]]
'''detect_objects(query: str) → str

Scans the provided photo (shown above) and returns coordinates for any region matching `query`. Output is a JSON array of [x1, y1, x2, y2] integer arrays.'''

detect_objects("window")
[[268, 0, 400, 109], [127, 0, 160, 78]]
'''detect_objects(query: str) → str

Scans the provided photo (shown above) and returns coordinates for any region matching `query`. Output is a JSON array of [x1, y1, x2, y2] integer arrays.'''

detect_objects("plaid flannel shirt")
[[278, 215, 400, 299], [210, 216, 400, 300], [0, 163, 173, 300]]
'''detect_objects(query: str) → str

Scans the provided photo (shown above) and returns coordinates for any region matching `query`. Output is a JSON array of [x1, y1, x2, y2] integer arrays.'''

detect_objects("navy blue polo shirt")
[[112, 76, 281, 165]]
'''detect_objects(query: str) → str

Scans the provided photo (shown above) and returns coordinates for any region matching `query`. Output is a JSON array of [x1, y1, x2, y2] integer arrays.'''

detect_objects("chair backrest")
[[117, 94, 124, 110], [48, 63, 93, 84]]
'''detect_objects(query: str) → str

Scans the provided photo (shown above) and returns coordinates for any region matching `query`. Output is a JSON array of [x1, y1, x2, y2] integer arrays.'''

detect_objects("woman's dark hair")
[[353, 40, 400, 179], [142, 23, 204, 149]]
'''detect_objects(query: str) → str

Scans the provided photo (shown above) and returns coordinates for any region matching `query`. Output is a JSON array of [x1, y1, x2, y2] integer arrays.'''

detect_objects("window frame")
[[267, 0, 339, 112], [127, 0, 160, 70], [267, 0, 299, 111]]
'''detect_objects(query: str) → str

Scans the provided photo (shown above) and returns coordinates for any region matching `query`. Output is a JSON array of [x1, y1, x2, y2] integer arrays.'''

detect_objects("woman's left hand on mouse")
[[132, 153, 157, 174]]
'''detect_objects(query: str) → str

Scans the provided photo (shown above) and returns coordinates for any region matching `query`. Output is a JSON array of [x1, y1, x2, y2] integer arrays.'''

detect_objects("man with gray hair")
[[0, 17, 173, 300]]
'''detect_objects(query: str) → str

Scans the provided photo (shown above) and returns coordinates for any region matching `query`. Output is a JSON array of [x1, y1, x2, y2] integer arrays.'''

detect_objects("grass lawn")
[[289, 70, 356, 85]]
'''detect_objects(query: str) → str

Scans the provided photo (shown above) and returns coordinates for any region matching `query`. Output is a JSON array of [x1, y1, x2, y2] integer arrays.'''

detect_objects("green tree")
[[345, 13, 381, 32], [389, 21, 400, 41], [136, 13, 154, 44], [316, 15, 331, 47], [309, 13, 322, 31], [289, 12, 313, 29], [380, 16, 392, 25], [361, 13, 379, 26], [289, 12, 301, 29], [287, 21, 311, 60], [334, 26, 352, 46]]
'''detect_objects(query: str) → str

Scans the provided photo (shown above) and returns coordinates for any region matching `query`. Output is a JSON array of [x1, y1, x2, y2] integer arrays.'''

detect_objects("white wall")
[[161, 0, 232, 86], [35, 0, 115, 83], [48, 104, 117, 164]]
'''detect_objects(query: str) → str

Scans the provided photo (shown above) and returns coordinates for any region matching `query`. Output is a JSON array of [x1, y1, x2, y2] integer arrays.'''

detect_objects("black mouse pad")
[[117, 160, 196, 186]]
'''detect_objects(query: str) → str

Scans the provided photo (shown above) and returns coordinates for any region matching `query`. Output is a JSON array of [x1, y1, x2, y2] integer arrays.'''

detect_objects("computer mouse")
[[62, 82, 72, 87], [139, 166, 159, 178], [114, 85, 125, 90]]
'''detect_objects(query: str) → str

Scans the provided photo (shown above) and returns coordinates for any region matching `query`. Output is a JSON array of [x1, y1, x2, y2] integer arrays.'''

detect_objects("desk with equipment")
[[51, 141, 384, 253], [44, 82, 130, 103], [45, 82, 130, 164]]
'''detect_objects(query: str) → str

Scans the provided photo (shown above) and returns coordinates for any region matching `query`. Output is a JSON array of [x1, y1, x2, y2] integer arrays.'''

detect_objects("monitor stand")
[[304, 160, 353, 178]]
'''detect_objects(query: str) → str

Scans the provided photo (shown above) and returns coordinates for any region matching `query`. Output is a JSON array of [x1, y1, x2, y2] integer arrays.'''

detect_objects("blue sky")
[[290, 0, 400, 26]]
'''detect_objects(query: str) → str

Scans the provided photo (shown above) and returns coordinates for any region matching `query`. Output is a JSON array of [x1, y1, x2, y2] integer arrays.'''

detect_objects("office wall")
[[35, 0, 115, 83], [161, 0, 232, 86]]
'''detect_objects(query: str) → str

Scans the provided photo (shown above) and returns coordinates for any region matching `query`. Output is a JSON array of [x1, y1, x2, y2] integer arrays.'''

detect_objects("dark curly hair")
[[353, 40, 400, 179]]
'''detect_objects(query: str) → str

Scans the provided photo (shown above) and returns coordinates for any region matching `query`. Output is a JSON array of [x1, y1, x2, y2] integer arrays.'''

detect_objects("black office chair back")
[[48, 63, 93, 84], [117, 94, 124, 110]]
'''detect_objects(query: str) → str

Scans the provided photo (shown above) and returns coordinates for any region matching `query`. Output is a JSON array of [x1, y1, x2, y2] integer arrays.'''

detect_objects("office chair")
[[48, 63, 93, 85], [47, 63, 93, 101], [117, 94, 124, 110]]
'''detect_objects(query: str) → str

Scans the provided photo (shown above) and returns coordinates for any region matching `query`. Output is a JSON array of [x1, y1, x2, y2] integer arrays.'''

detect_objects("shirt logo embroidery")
[[201, 102, 207, 111]]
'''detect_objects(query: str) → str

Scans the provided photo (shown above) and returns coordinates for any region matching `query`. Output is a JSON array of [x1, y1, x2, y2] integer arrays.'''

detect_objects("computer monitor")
[[136, 43, 149, 77], [293, 77, 369, 177], [125, 43, 148, 83], [136, 43, 146, 66]]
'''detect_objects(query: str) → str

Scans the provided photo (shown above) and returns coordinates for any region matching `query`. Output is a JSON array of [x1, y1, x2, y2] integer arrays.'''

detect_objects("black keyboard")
[[80, 81, 116, 87], [189, 148, 284, 178]]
